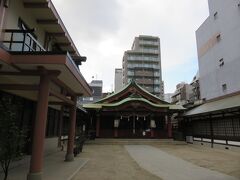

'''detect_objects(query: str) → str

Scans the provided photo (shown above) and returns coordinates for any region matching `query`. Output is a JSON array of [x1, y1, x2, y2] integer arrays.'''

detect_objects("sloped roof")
[[96, 80, 168, 104], [185, 94, 240, 116], [83, 97, 184, 110], [83, 80, 185, 111]]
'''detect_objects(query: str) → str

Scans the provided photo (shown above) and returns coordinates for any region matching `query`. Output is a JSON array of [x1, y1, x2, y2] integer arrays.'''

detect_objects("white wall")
[[196, 0, 240, 100]]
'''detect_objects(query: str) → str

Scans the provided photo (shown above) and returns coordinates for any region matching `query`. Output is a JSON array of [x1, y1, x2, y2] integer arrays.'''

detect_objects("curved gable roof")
[[96, 80, 168, 104], [83, 97, 184, 110]]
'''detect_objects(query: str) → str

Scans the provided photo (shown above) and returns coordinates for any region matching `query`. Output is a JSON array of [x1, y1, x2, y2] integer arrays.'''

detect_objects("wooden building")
[[0, 0, 91, 179], [183, 93, 240, 148], [84, 80, 185, 138]]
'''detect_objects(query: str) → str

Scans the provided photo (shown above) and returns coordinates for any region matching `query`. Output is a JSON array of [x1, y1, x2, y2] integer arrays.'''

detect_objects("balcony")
[[138, 48, 159, 54], [3, 29, 45, 52], [139, 40, 159, 46], [1, 29, 86, 69], [127, 63, 160, 69]]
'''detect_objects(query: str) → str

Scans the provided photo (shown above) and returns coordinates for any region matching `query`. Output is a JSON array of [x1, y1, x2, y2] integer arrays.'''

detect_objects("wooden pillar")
[[114, 128, 118, 138], [58, 106, 64, 147], [27, 74, 50, 180], [65, 96, 77, 161], [209, 114, 214, 148], [96, 113, 100, 137], [167, 115, 172, 138], [150, 129, 154, 138]]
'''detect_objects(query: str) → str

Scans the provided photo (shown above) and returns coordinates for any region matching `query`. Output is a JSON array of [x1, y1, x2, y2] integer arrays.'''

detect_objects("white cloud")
[[52, 0, 209, 93]]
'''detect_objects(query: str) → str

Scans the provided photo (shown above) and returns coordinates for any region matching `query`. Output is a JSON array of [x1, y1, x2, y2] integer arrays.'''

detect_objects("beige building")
[[122, 35, 164, 99], [171, 82, 192, 106]]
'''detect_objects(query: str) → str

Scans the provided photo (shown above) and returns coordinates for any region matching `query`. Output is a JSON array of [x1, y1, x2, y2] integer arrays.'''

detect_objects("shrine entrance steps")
[[85, 138, 187, 145]]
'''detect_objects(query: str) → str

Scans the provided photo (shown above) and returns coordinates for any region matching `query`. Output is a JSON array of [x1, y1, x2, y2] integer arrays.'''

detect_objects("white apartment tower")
[[122, 35, 164, 99], [196, 0, 240, 100]]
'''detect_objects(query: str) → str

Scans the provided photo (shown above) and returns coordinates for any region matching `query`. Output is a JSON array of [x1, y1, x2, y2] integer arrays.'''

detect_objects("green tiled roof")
[[83, 97, 185, 110], [96, 80, 168, 104], [84, 80, 185, 111]]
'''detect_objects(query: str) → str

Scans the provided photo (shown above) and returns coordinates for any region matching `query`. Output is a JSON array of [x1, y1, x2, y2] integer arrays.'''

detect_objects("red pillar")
[[65, 96, 77, 161], [151, 129, 154, 138], [27, 74, 50, 180], [96, 114, 100, 137], [114, 128, 118, 138], [167, 115, 172, 138], [58, 106, 64, 147]]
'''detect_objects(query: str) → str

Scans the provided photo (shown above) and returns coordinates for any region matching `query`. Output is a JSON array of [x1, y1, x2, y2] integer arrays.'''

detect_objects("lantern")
[[114, 119, 120, 128], [150, 119, 156, 128]]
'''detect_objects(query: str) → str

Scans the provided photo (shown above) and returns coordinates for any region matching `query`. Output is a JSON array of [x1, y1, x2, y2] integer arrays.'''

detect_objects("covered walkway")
[[0, 150, 88, 180]]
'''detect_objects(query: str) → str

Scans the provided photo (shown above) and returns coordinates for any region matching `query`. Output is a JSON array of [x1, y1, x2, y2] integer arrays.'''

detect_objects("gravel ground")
[[72, 145, 161, 180], [153, 144, 240, 179]]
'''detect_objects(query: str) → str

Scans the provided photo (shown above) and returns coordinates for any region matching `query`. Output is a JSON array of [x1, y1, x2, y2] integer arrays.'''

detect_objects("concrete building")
[[122, 35, 164, 99], [171, 82, 192, 106], [189, 72, 201, 104], [182, 0, 240, 150], [90, 80, 103, 98], [164, 93, 173, 103], [114, 68, 123, 92], [80, 80, 103, 104], [196, 0, 240, 100]]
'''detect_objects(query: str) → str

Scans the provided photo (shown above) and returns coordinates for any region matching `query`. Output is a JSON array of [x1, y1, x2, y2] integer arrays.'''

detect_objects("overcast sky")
[[52, 0, 209, 93]]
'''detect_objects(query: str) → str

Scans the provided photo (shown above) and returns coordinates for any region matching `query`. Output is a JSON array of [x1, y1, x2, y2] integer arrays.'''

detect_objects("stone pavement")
[[72, 144, 161, 180], [125, 145, 237, 180], [0, 151, 88, 180]]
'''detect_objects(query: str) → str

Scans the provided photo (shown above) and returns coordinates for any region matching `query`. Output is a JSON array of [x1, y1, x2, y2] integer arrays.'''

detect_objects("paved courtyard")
[[73, 143, 240, 180], [1, 142, 239, 180], [153, 144, 240, 179], [125, 145, 237, 180], [72, 145, 160, 180]]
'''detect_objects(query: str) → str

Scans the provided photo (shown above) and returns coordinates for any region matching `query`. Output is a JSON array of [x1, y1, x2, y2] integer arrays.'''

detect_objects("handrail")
[[66, 52, 80, 71], [3, 29, 45, 52], [4, 29, 35, 33]]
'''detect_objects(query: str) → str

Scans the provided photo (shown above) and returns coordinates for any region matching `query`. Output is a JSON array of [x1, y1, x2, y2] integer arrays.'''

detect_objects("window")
[[219, 58, 224, 67], [214, 12, 218, 19], [222, 84, 227, 92], [216, 34, 221, 42]]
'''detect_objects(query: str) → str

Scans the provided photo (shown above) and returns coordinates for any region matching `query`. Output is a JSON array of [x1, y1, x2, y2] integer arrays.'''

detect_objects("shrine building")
[[83, 80, 185, 138]]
